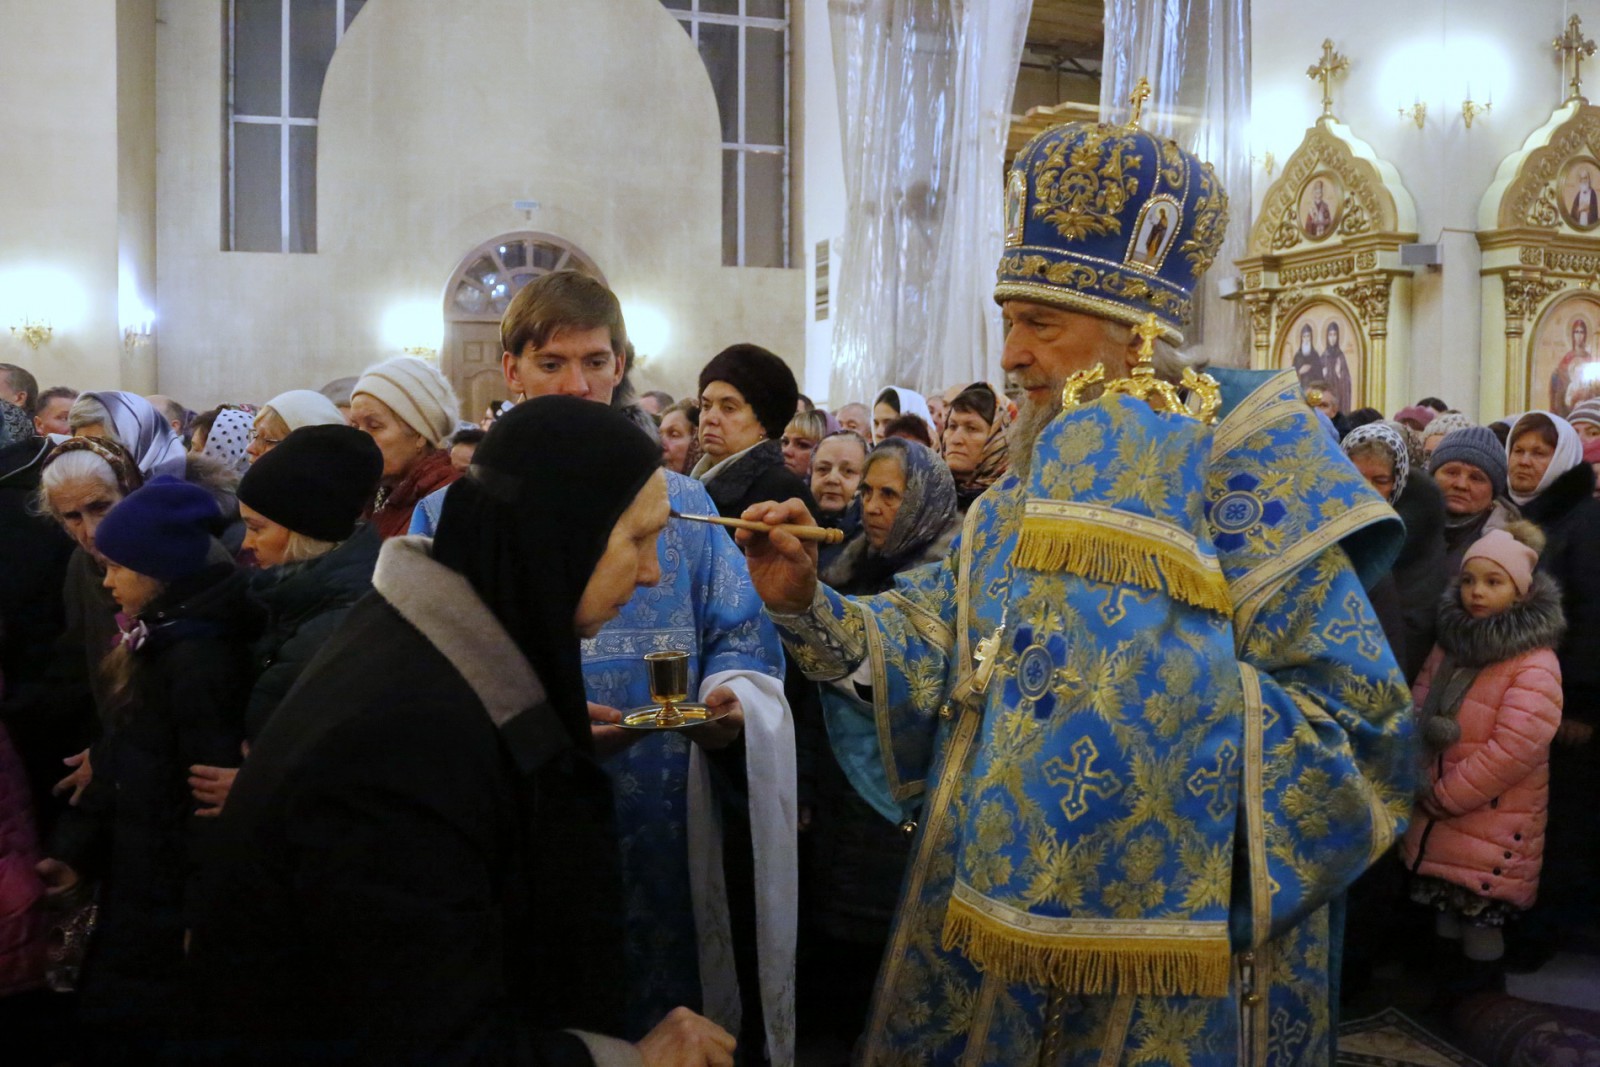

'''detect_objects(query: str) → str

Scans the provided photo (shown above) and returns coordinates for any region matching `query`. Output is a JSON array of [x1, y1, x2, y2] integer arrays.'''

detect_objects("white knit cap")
[[352, 357, 459, 446], [263, 389, 346, 431]]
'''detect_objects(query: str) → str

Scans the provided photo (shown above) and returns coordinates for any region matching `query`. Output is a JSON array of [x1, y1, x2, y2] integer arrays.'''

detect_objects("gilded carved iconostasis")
[[1235, 41, 1417, 417]]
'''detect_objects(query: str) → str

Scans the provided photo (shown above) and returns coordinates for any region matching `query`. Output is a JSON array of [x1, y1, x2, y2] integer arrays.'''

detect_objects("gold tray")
[[617, 703, 731, 731]]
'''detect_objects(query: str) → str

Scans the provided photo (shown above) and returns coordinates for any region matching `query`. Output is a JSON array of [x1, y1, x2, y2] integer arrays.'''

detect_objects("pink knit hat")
[[1462, 528, 1539, 594]]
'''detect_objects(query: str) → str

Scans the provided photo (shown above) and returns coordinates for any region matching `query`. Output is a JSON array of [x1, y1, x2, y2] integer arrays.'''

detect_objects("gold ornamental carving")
[[1496, 110, 1600, 229], [1356, 251, 1377, 270], [1251, 124, 1400, 257], [1502, 276, 1567, 321], [1334, 278, 1391, 325], [1280, 258, 1354, 286]]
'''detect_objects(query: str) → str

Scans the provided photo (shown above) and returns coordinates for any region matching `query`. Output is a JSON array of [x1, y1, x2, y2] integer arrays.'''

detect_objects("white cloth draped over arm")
[[686, 668, 797, 1067]]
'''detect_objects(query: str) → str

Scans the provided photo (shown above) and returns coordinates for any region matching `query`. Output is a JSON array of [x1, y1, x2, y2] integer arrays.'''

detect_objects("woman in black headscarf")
[[190, 397, 736, 1066]]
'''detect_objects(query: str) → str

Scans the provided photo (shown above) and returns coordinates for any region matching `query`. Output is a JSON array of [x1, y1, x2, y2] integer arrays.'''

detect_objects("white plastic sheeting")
[[827, 0, 1031, 407], [1101, 0, 1252, 367]]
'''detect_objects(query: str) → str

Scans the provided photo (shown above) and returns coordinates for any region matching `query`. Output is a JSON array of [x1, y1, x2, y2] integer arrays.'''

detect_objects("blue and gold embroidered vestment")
[[772, 369, 1415, 1066]]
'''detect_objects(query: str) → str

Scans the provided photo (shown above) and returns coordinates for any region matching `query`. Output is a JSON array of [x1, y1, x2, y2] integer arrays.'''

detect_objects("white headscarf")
[[264, 389, 346, 431], [874, 386, 933, 436], [201, 407, 253, 474], [1507, 410, 1585, 507]]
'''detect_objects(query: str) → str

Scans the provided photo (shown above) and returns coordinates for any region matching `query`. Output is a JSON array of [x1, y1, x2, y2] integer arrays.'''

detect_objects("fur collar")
[[371, 535, 547, 729], [699, 438, 785, 510], [1434, 572, 1566, 669]]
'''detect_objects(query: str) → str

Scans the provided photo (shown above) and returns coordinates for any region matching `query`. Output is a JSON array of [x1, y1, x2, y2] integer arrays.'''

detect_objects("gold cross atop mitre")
[[1555, 14, 1597, 102], [1306, 39, 1349, 121], [1127, 77, 1152, 128], [1059, 314, 1222, 424]]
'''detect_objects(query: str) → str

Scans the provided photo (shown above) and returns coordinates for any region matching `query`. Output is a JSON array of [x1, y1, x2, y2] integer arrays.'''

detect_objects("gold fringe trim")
[[941, 897, 1232, 998], [1015, 518, 1233, 615]]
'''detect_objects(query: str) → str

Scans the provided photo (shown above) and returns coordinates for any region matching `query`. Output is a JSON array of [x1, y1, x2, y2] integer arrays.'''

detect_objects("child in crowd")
[[1401, 522, 1564, 982], [66, 476, 256, 1049]]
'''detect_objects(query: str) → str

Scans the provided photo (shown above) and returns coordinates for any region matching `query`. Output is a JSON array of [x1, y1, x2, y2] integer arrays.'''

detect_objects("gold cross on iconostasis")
[[1306, 39, 1349, 121], [1554, 14, 1597, 102]]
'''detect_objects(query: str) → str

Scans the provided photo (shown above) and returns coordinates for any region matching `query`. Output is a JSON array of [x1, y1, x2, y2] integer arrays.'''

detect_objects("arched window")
[[445, 234, 605, 321], [661, 0, 791, 268], [224, 0, 368, 252], [441, 233, 606, 420]]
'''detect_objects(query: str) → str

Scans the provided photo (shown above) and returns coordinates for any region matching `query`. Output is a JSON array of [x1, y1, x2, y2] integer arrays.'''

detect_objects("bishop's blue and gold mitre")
[[996, 79, 1229, 346]]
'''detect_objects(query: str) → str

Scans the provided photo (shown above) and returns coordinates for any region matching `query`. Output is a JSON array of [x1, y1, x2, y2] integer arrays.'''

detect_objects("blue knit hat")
[[95, 475, 221, 581], [1429, 425, 1508, 500]]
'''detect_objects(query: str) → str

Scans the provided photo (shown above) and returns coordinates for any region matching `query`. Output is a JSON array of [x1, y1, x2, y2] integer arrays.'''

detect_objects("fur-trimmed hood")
[[1435, 571, 1566, 669]]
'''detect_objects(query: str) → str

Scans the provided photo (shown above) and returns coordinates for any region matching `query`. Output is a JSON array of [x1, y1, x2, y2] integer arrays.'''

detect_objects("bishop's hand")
[[736, 498, 819, 614]]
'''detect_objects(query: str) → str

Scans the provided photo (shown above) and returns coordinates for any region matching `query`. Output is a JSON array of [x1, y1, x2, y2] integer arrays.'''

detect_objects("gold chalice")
[[645, 650, 690, 727]]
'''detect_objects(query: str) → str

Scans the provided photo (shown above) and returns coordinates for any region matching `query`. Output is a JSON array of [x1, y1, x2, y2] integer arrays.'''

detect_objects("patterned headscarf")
[[0, 399, 32, 448], [1341, 421, 1409, 503], [201, 407, 253, 474], [864, 438, 957, 562], [79, 390, 187, 480], [42, 435, 146, 497], [1420, 411, 1474, 446]]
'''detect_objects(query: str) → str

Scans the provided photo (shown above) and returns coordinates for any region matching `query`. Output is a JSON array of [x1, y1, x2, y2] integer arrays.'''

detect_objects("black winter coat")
[[1391, 470, 1450, 682], [700, 439, 817, 520], [0, 436, 72, 694], [243, 525, 380, 738], [78, 564, 256, 1037], [189, 541, 632, 1066], [1522, 461, 1600, 724]]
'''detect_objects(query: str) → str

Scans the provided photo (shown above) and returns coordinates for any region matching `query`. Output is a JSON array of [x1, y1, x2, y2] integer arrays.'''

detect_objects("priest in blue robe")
[[739, 103, 1414, 1066]]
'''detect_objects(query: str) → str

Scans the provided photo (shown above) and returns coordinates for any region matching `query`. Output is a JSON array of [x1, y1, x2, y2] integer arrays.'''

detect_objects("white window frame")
[[666, 0, 792, 268], [226, 0, 359, 252]]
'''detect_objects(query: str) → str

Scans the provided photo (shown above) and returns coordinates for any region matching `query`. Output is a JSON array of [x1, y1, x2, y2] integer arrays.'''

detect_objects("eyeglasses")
[[247, 431, 284, 447]]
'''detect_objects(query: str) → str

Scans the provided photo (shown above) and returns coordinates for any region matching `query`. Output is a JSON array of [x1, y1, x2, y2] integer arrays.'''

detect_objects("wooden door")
[[443, 320, 509, 420]]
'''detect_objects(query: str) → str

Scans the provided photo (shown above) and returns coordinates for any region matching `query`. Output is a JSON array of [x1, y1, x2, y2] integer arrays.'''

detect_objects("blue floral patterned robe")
[[770, 370, 1416, 1066], [582, 472, 789, 1042]]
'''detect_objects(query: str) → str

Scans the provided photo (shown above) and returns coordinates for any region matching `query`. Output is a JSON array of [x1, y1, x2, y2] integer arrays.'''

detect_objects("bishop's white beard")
[[1007, 385, 1064, 481]]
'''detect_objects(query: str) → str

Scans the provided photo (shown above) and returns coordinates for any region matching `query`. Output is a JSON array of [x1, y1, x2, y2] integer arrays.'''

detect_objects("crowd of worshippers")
[[0, 265, 1596, 1063]]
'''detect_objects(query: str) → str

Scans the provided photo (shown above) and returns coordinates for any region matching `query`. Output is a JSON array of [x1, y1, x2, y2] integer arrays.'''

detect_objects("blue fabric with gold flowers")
[[768, 369, 1415, 1065], [582, 472, 784, 1039], [996, 123, 1228, 345]]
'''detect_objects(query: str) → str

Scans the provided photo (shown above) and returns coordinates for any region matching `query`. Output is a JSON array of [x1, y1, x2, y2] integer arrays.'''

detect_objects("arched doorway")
[[442, 232, 606, 417]]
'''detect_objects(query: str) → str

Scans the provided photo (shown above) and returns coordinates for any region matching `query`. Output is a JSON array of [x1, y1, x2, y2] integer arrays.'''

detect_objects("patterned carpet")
[[1339, 1008, 1483, 1067]]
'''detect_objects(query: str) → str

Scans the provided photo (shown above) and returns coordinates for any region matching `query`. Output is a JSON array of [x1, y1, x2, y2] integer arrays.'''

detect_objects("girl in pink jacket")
[[1402, 523, 1565, 965]]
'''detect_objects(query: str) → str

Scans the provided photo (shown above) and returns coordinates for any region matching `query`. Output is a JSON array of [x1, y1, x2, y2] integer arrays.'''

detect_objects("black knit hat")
[[238, 424, 383, 542], [697, 344, 799, 440]]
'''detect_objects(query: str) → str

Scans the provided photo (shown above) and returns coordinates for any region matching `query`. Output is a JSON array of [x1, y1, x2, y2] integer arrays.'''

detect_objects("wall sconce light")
[[1462, 97, 1492, 129], [122, 325, 153, 352], [11, 317, 52, 349], [402, 345, 438, 361], [1398, 101, 1427, 129]]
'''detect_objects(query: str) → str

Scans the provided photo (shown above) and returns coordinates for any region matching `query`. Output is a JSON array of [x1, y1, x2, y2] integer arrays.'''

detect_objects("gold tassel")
[[1015, 518, 1232, 616], [941, 897, 1232, 998]]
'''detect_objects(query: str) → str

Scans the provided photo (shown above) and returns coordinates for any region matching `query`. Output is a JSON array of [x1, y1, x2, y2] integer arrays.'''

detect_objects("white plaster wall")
[[0, 0, 123, 390], [798, 0, 847, 406], [155, 0, 803, 409], [117, 0, 158, 392], [1251, 0, 1577, 420]]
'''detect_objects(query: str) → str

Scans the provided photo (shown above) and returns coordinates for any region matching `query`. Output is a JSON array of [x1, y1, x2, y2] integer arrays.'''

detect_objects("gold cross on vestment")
[[1306, 39, 1349, 121], [1555, 15, 1597, 102], [1128, 77, 1152, 128]]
